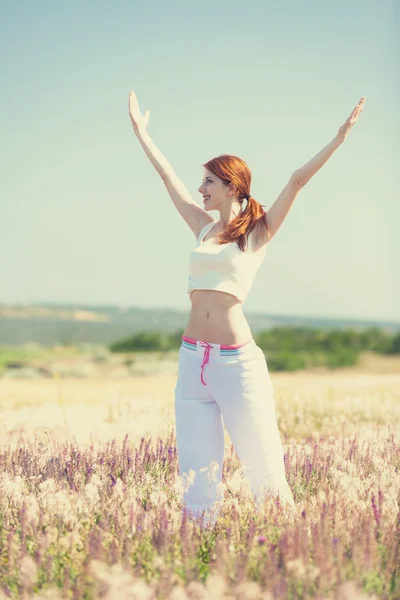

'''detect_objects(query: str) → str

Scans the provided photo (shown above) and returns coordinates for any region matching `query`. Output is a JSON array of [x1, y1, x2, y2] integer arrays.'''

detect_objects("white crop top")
[[187, 220, 267, 304]]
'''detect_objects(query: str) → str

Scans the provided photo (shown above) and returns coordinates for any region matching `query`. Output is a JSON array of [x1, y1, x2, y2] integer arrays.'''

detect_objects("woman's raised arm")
[[293, 96, 366, 187], [263, 97, 366, 243], [129, 90, 174, 180], [128, 89, 210, 236]]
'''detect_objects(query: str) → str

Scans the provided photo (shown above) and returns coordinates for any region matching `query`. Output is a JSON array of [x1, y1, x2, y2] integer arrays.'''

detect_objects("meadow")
[[0, 348, 399, 599]]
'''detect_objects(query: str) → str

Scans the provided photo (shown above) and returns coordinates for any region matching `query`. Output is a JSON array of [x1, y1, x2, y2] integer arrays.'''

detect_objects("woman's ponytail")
[[202, 154, 269, 251]]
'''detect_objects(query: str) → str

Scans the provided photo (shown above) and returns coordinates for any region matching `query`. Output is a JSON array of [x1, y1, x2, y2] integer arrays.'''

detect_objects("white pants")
[[174, 336, 295, 526]]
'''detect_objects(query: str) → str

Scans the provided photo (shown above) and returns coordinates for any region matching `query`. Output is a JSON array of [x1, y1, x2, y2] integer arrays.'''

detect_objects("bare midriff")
[[183, 289, 253, 345]]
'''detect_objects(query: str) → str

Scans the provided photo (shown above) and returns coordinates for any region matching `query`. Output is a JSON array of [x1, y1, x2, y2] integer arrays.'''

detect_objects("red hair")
[[202, 154, 269, 251]]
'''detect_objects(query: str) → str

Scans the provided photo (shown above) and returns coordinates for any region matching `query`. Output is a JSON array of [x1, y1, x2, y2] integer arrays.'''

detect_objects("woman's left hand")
[[337, 96, 366, 142]]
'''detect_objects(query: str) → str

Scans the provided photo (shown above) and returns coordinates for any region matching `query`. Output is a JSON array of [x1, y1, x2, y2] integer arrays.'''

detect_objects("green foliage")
[[107, 325, 400, 370], [0, 345, 81, 374], [359, 327, 393, 352], [265, 351, 307, 371], [384, 331, 400, 354], [0, 347, 43, 372], [255, 326, 394, 354], [325, 348, 359, 368], [362, 570, 385, 596], [109, 330, 184, 352]]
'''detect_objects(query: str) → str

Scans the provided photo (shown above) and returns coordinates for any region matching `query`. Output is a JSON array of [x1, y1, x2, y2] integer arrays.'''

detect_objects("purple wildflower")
[[258, 535, 266, 545]]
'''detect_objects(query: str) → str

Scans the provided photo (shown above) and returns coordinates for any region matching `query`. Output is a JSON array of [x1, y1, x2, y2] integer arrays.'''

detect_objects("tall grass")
[[0, 383, 399, 599]]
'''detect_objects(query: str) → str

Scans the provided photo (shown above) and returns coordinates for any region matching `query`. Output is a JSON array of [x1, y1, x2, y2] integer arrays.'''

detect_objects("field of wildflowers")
[[0, 366, 399, 599]]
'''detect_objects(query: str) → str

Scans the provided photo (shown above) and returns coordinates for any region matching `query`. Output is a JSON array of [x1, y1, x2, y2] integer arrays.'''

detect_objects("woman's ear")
[[227, 182, 239, 197]]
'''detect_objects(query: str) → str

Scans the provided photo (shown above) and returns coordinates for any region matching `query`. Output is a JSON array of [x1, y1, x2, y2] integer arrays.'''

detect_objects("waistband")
[[181, 334, 254, 355]]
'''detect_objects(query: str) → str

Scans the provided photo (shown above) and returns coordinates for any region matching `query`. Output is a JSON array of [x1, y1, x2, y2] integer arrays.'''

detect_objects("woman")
[[129, 91, 365, 526]]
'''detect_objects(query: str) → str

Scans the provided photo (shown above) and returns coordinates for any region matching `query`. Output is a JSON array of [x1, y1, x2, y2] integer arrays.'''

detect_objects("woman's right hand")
[[128, 90, 150, 134]]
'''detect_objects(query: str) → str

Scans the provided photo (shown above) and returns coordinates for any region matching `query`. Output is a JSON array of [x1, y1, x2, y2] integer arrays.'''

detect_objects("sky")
[[1, 0, 399, 322]]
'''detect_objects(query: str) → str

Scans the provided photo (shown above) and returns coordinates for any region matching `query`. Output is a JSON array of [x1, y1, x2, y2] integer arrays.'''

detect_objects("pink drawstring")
[[199, 341, 214, 385]]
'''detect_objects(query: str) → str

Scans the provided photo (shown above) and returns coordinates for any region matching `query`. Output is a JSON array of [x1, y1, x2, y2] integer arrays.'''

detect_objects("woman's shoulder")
[[247, 215, 269, 253]]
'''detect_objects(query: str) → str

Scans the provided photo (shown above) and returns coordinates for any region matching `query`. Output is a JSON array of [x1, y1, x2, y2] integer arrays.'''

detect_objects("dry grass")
[[0, 356, 399, 598], [1, 361, 399, 449]]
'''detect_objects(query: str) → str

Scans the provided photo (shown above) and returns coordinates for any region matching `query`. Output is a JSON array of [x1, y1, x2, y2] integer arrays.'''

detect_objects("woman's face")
[[198, 169, 231, 211]]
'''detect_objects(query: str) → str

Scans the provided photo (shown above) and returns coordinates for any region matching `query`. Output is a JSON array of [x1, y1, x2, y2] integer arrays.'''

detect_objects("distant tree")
[[326, 348, 359, 368], [266, 351, 307, 371], [109, 331, 167, 352], [385, 332, 400, 354], [359, 326, 393, 352]]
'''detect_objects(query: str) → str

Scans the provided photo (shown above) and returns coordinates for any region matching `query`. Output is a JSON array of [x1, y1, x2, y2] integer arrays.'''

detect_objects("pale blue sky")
[[1, 0, 399, 322]]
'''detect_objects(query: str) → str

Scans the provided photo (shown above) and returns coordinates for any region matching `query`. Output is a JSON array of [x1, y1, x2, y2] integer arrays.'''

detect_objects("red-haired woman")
[[129, 92, 365, 527]]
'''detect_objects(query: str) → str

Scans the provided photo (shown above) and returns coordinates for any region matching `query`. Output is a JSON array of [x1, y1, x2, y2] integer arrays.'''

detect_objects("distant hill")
[[0, 303, 399, 347]]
